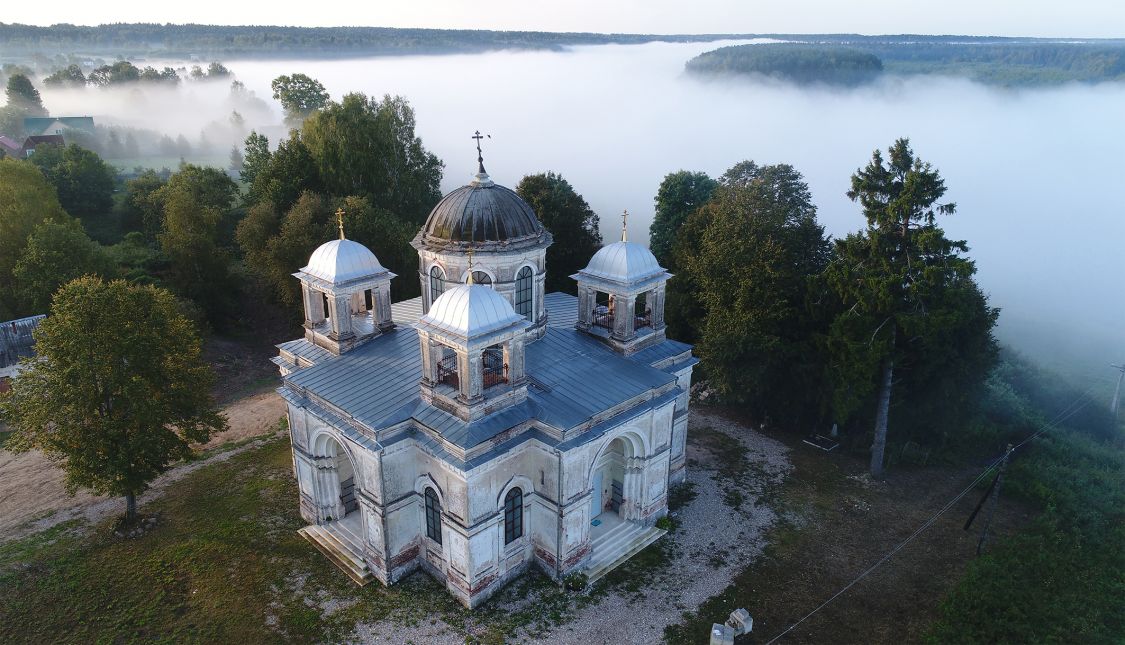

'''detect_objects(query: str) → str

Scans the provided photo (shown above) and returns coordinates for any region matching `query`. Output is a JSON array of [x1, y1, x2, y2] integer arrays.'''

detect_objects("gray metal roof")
[[0, 315, 45, 369], [283, 328, 681, 451]]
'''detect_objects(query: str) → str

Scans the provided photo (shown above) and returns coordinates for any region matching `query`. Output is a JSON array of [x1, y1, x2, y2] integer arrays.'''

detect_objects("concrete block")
[[709, 623, 735, 645], [727, 607, 753, 635]]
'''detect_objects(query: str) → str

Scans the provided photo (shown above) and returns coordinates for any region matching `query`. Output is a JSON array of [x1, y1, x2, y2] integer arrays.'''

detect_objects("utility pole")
[[1111, 363, 1125, 421], [976, 444, 1012, 556]]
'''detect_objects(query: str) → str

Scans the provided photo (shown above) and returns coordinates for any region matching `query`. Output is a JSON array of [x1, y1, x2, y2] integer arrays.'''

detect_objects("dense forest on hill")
[[687, 40, 1125, 86], [686, 45, 883, 86], [0, 23, 725, 58]]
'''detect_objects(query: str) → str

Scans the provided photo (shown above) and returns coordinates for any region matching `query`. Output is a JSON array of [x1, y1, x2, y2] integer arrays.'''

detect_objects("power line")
[[762, 390, 1096, 645]]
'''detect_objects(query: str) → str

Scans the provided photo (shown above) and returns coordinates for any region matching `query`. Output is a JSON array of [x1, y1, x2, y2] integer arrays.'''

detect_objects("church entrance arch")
[[589, 434, 644, 526], [311, 433, 360, 523]]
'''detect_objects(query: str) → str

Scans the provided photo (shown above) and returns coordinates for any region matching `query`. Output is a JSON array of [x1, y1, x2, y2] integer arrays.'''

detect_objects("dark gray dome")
[[421, 173, 544, 248]]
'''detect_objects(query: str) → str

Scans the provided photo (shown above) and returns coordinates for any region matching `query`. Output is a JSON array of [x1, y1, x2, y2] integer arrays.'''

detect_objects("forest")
[[687, 40, 1125, 86], [0, 23, 722, 58]]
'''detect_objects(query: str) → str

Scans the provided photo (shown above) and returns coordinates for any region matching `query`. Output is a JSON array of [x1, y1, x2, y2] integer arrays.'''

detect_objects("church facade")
[[274, 158, 696, 608]]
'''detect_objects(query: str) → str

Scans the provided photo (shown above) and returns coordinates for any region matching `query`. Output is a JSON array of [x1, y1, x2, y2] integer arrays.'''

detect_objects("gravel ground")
[[355, 408, 792, 644]]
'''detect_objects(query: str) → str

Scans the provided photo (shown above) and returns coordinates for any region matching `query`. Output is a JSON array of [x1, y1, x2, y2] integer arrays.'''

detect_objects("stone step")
[[586, 526, 666, 584], [591, 521, 637, 554], [309, 525, 367, 569], [590, 520, 632, 550], [298, 525, 373, 586]]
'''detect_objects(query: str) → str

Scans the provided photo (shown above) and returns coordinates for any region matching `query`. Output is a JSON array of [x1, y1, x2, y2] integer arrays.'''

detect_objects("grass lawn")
[[0, 435, 668, 644], [663, 417, 1032, 644]]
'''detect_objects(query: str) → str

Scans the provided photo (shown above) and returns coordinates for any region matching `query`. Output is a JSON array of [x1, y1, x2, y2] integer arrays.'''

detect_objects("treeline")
[[0, 23, 722, 58], [686, 45, 883, 86], [687, 41, 1125, 86]]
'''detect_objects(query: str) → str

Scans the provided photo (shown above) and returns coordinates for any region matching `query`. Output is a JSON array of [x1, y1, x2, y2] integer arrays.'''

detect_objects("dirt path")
[[0, 391, 286, 543]]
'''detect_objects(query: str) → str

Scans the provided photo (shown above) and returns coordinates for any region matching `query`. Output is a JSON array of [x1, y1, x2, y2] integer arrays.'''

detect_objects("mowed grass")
[[0, 437, 465, 643], [0, 435, 668, 644]]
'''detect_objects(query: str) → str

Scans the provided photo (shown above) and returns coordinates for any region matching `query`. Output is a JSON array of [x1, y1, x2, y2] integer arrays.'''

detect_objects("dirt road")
[[0, 391, 287, 542]]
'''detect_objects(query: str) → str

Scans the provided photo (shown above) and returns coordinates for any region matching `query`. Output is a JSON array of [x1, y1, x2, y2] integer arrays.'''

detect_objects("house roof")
[[0, 135, 21, 154], [22, 116, 95, 135], [23, 135, 64, 149]]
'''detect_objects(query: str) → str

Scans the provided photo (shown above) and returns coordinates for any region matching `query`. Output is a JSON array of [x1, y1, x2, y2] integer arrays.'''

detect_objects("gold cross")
[[336, 208, 346, 240]]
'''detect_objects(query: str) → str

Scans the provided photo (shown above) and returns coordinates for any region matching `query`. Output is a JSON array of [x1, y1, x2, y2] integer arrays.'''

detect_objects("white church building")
[[274, 156, 696, 607]]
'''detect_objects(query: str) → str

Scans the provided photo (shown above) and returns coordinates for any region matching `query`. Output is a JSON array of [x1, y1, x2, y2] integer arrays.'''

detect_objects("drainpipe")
[[555, 447, 564, 580]]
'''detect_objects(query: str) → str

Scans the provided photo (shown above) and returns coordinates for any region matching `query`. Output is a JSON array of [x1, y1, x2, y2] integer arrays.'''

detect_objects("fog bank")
[[97, 42, 1125, 382]]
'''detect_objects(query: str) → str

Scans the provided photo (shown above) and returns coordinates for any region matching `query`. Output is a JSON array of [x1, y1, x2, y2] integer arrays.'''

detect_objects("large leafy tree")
[[13, 220, 115, 314], [516, 172, 603, 294], [88, 61, 141, 86], [43, 64, 87, 88], [247, 132, 321, 212], [0, 276, 226, 523], [300, 93, 443, 222], [271, 73, 329, 127], [240, 130, 270, 186], [685, 161, 832, 425], [5, 73, 47, 116], [27, 143, 116, 223], [649, 170, 717, 269], [826, 138, 998, 477], [119, 169, 167, 241], [238, 192, 419, 309], [0, 159, 72, 318], [157, 165, 239, 323]]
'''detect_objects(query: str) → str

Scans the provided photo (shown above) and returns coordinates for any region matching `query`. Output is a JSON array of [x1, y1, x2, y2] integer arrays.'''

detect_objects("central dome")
[[420, 171, 544, 248]]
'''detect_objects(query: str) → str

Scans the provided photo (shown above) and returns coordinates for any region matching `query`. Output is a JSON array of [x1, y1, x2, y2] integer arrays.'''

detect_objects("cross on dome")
[[621, 210, 629, 242], [336, 207, 346, 240], [472, 130, 490, 175]]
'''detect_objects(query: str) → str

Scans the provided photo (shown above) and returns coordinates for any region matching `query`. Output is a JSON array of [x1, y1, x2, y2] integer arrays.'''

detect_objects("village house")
[[274, 152, 696, 607]]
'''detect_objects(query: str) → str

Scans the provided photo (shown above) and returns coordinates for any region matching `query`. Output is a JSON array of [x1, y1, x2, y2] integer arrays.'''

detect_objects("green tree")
[[5, 73, 47, 116], [515, 172, 602, 294], [27, 143, 116, 223], [271, 73, 329, 127], [138, 66, 179, 84], [300, 93, 443, 222], [825, 138, 998, 477], [0, 158, 72, 318], [157, 165, 239, 323], [685, 161, 832, 425], [43, 64, 86, 87], [649, 170, 717, 269], [120, 169, 167, 241], [206, 62, 231, 78], [240, 130, 270, 186], [0, 276, 226, 523], [12, 220, 115, 314], [88, 61, 140, 86], [247, 133, 321, 212]]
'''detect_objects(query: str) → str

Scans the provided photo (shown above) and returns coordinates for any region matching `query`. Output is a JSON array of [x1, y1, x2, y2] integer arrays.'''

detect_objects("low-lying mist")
[[34, 40, 1125, 388]]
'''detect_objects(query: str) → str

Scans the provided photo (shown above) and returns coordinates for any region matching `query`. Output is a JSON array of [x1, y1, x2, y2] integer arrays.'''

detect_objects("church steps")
[[586, 524, 666, 584], [298, 524, 374, 586]]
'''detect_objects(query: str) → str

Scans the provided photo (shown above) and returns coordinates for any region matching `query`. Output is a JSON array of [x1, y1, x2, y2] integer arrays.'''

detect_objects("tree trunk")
[[870, 357, 894, 479], [125, 491, 137, 524]]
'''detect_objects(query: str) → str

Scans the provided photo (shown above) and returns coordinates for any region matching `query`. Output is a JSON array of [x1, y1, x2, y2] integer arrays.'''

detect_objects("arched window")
[[504, 487, 523, 544], [429, 266, 445, 305], [471, 271, 492, 286], [515, 266, 534, 320], [424, 487, 442, 544]]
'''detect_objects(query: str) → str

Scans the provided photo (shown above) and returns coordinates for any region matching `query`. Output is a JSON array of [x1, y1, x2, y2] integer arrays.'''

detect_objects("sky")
[[7, 0, 1125, 38]]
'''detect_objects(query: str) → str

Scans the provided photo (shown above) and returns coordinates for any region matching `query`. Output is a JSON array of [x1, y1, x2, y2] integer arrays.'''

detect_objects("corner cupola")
[[411, 132, 552, 338], [295, 210, 395, 355], [415, 270, 532, 422], [572, 211, 671, 355]]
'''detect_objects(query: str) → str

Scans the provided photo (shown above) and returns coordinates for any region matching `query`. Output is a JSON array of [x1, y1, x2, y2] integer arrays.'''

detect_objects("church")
[[274, 147, 696, 607]]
